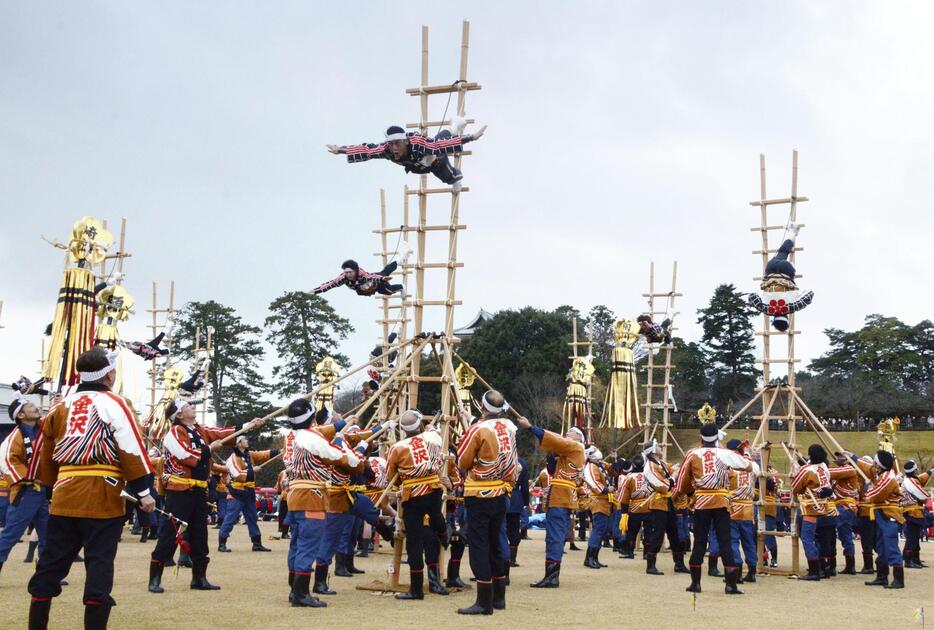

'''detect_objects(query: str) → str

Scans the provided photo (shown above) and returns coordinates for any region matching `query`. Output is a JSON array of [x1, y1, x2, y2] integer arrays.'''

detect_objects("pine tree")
[[696, 284, 759, 409]]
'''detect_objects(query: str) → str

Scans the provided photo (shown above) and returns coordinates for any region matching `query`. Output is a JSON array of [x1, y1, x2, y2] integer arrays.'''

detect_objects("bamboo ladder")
[[641, 262, 683, 461], [146, 281, 176, 412], [358, 20, 480, 594]]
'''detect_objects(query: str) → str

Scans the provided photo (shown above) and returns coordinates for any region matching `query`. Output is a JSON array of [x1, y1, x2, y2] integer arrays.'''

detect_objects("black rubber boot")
[[445, 559, 470, 589], [395, 569, 424, 600], [799, 559, 821, 581], [217, 538, 230, 553], [503, 562, 510, 586], [333, 554, 352, 578], [646, 554, 664, 575], [28, 598, 51, 630], [346, 553, 365, 574], [83, 603, 111, 630], [707, 555, 723, 577], [583, 547, 600, 569], [177, 550, 192, 567], [492, 577, 506, 610], [860, 552, 875, 574], [826, 556, 837, 577], [24, 540, 38, 563], [139, 527, 150, 543], [530, 562, 560, 588], [291, 574, 327, 608], [148, 561, 165, 593], [313, 564, 336, 595], [724, 568, 744, 595], [864, 562, 888, 586], [906, 550, 923, 569], [884, 565, 904, 589], [619, 541, 634, 559], [594, 547, 607, 568], [375, 520, 395, 544], [427, 565, 450, 595], [190, 558, 221, 590], [673, 552, 689, 573], [509, 545, 519, 567], [685, 565, 702, 593], [769, 549, 778, 567], [251, 535, 271, 552], [457, 581, 493, 615], [743, 566, 757, 583], [841, 554, 857, 574], [568, 541, 581, 551]]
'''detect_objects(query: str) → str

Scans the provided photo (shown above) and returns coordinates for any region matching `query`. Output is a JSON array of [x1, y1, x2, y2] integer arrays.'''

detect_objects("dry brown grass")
[[1, 520, 932, 629]]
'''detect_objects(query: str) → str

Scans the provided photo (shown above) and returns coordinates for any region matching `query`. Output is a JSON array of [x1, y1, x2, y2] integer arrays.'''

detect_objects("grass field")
[[1, 520, 933, 630]]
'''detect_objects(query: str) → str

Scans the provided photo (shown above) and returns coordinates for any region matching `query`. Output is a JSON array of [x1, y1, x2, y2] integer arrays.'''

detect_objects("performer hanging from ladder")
[[747, 223, 814, 332], [326, 117, 487, 192]]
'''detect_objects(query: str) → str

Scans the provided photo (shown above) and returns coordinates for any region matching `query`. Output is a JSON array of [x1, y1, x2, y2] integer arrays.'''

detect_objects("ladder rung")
[[405, 187, 470, 195], [373, 224, 467, 234], [403, 262, 464, 270], [405, 81, 482, 96], [750, 223, 807, 232], [756, 359, 801, 364], [375, 319, 407, 324], [753, 247, 803, 255], [405, 300, 463, 307], [756, 330, 801, 336], [406, 118, 475, 129], [748, 196, 809, 207], [641, 292, 683, 298], [758, 530, 795, 537]]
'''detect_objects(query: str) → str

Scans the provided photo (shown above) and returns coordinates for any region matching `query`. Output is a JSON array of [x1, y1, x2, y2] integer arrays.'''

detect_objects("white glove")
[[356, 440, 369, 452], [346, 452, 360, 468], [385, 420, 398, 431]]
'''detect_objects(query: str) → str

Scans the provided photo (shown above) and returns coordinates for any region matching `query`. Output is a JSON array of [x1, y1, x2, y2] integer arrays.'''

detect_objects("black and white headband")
[[79, 350, 119, 382], [169, 399, 191, 421], [9, 390, 28, 419], [289, 409, 314, 425]]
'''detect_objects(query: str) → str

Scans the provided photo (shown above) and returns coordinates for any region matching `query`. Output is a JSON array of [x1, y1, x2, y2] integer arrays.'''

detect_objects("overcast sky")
[[2, 2, 932, 409]]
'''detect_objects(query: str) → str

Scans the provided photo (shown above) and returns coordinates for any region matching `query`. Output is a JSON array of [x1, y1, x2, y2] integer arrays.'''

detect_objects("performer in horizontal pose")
[[312, 259, 403, 297], [326, 117, 487, 192]]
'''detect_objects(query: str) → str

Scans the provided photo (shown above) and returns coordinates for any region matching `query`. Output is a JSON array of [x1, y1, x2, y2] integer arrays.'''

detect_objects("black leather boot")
[[884, 565, 904, 589], [28, 597, 51, 630], [83, 603, 111, 630], [251, 535, 271, 552], [799, 559, 821, 581], [217, 538, 230, 553], [724, 568, 744, 595], [457, 581, 493, 615], [190, 558, 221, 590], [291, 574, 327, 607], [313, 564, 336, 595], [427, 565, 450, 595], [395, 569, 424, 600], [619, 541, 634, 559], [139, 527, 150, 543], [864, 562, 888, 586], [509, 545, 519, 567], [24, 540, 38, 563], [177, 550, 192, 567], [148, 561, 165, 593], [445, 558, 470, 589], [685, 565, 702, 592], [594, 547, 607, 568], [646, 554, 664, 575], [707, 555, 723, 577], [860, 552, 875, 574], [492, 576, 506, 610], [530, 562, 560, 588], [333, 554, 352, 578]]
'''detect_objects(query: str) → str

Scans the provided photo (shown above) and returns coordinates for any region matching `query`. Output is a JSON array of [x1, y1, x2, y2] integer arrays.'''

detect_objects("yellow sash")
[[402, 474, 439, 488], [58, 465, 122, 480], [167, 475, 207, 489]]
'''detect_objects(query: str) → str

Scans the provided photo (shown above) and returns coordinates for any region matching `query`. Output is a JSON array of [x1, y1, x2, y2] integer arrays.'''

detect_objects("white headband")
[[567, 427, 584, 441], [342, 267, 355, 274], [701, 430, 726, 444], [400, 409, 423, 432], [79, 350, 119, 382], [482, 392, 509, 414], [289, 409, 313, 425], [9, 390, 28, 418], [170, 399, 191, 421], [385, 132, 407, 141]]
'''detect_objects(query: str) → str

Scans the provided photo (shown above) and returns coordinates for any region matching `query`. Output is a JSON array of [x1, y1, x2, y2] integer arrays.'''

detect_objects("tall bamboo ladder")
[[372, 188, 412, 427], [568, 317, 595, 442], [641, 261, 682, 461], [359, 20, 480, 594]]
